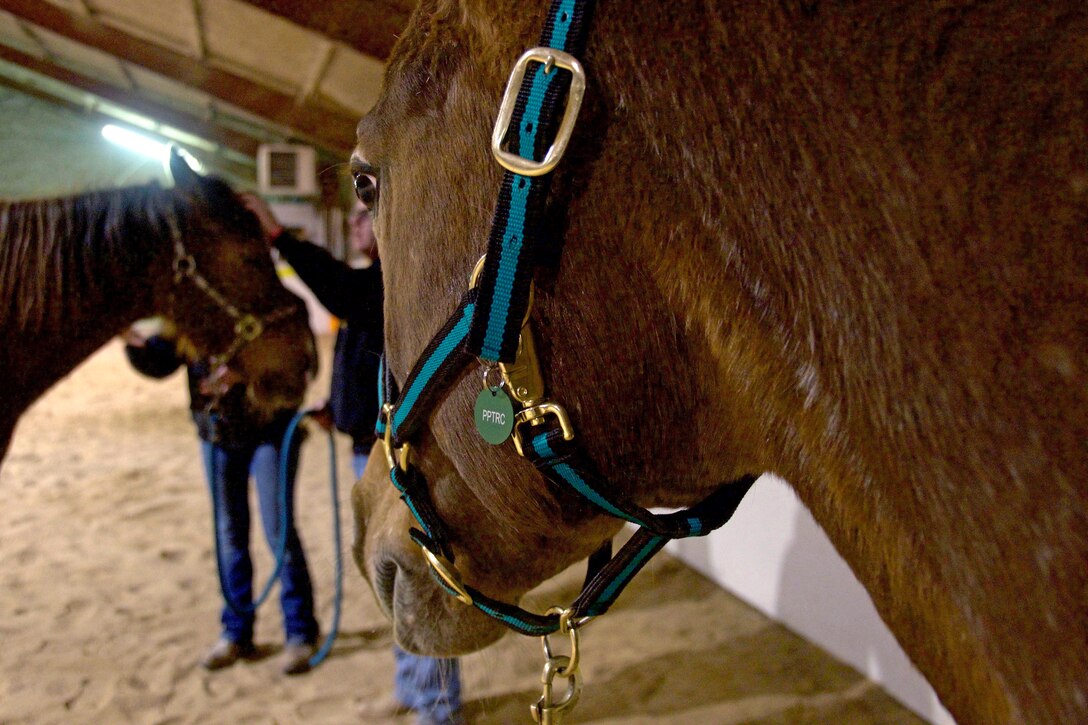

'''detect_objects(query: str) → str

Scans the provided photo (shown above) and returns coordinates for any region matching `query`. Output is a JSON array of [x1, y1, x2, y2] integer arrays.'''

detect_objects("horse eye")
[[353, 171, 378, 209]]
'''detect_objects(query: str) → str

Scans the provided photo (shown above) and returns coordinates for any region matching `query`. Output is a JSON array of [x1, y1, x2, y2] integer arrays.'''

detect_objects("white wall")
[[667, 474, 956, 725]]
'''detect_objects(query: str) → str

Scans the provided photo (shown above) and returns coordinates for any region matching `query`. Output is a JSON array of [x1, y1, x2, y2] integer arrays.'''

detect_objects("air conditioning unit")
[[257, 144, 318, 197]]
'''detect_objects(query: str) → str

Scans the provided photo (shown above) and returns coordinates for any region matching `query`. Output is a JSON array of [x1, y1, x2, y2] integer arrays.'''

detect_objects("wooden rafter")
[[297, 38, 334, 104], [234, 0, 411, 61], [189, 0, 208, 61], [1, 0, 359, 155], [0, 44, 261, 159]]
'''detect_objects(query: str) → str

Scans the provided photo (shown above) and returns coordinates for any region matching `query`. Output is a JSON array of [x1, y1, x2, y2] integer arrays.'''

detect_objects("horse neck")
[[0, 184, 177, 415], [574, 2, 1085, 721]]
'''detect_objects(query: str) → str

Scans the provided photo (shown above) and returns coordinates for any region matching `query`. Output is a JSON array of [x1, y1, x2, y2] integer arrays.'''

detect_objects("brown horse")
[[0, 152, 316, 465], [350, 1, 1087, 722]]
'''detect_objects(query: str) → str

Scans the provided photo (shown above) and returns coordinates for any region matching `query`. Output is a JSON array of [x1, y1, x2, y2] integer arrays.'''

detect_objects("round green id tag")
[[474, 387, 515, 445]]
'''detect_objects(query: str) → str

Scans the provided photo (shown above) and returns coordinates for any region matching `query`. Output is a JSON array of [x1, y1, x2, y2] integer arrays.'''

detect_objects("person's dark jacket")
[[272, 230, 384, 452], [125, 338, 297, 449]]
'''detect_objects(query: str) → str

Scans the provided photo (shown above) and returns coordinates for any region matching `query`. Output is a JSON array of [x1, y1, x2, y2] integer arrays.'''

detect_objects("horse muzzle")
[[351, 449, 505, 656]]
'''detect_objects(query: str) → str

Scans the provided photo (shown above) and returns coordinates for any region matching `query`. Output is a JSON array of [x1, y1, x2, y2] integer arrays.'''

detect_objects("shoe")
[[356, 692, 413, 720], [281, 639, 316, 676], [201, 636, 255, 671]]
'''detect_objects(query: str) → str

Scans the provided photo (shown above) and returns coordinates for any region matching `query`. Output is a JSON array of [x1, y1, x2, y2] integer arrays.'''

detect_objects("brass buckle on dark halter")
[[492, 47, 587, 177]]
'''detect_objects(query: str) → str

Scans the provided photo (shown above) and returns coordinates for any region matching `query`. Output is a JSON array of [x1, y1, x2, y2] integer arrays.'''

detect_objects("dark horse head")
[[0, 151, 316, 460], [162, 152, 316, 422]]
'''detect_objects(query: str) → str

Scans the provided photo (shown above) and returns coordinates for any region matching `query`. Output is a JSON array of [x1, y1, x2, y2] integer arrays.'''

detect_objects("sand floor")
[[0, 337, 924, 725]]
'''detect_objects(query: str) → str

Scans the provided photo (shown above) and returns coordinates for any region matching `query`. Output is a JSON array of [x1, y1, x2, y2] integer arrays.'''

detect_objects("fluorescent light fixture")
[[101, 124, 204, 172]]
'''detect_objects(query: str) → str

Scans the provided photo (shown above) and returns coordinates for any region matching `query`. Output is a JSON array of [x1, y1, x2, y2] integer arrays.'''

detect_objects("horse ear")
[[167, 147, 202, 191]]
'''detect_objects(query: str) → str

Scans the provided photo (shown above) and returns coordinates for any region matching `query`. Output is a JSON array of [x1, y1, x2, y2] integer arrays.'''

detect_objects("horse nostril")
[[374, 558, 398, 617]]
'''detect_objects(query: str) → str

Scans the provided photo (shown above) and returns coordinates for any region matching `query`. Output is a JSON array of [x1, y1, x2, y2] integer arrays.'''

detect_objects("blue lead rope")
[[305, 419, 342, 669], [208, 410, 342, 669]]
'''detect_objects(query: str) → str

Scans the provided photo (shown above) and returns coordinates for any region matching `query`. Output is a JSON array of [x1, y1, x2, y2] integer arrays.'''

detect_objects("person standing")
[[242, 196, 464, 725], [123, 324, 321, 676]]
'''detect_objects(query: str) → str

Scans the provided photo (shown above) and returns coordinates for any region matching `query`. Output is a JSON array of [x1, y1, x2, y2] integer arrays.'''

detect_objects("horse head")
[[161, 152, 316, 423], [350, 0, 758, 656]]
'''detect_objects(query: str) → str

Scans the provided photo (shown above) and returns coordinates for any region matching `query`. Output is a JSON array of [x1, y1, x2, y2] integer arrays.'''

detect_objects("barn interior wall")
[[667, 474, 957, 725]]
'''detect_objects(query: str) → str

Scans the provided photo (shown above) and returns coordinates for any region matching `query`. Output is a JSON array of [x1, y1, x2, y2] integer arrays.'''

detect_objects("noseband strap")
[[378, 0, 756, 638]]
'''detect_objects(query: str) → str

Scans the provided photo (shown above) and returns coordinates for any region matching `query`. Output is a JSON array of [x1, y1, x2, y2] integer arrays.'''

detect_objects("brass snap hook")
[[530, 654, 581, 724]]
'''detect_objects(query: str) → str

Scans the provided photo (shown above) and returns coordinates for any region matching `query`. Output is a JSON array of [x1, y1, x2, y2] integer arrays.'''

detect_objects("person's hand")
[[121, 317, 169, 347], [239, 192, 283, 246], [121, 327, 147, 348], [198, 364, 243, 397], [307, 400, 333, 432]]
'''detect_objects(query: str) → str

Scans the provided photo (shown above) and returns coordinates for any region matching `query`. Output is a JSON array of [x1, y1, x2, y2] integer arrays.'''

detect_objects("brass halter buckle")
[[492, 47, 587, 177]]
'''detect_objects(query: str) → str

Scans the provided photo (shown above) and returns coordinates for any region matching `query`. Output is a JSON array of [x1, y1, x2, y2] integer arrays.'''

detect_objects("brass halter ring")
[[172, 253, 197, 278], [234, 314, 264, 342], [419, 546, 473, 606], [168, 223, 295, 366]]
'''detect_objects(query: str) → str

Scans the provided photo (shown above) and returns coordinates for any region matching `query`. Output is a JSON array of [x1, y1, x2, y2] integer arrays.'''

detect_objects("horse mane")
[[0, 183, 176, 333]]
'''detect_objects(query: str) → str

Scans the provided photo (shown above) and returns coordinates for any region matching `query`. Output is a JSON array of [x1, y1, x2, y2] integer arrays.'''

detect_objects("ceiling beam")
[[1, 0, 358, 156], [234, 0, 410, 61], [188, 0, 208, 61], [0, 44, 261, 159], [297, 38, 334, 104]]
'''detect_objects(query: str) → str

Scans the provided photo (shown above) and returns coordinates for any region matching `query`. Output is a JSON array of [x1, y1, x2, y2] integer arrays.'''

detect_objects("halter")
[[376, 1, 755, 720], [166, 214, 298, 368]]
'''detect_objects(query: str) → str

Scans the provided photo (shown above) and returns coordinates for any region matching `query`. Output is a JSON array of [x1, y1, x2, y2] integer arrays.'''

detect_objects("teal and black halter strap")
[[384, 289, 478, 447], [467, 0, 596, 363], [375, 0, 756, 636], [377, 322, 756, 636]]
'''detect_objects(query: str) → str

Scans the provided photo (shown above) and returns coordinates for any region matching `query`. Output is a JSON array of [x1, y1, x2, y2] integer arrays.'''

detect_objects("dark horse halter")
[[375, 1, 755, 720], [166, 214, 297, 368]]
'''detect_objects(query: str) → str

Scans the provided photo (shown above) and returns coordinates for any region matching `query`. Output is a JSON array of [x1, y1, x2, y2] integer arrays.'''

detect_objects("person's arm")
[[239, 192, 382, 324], [272, 231, 382, 323]]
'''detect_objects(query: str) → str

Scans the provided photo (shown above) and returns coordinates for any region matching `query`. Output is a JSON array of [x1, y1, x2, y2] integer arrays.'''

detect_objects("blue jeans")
[[203, 438, 318, 645], [353, 452, 463, 724]]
